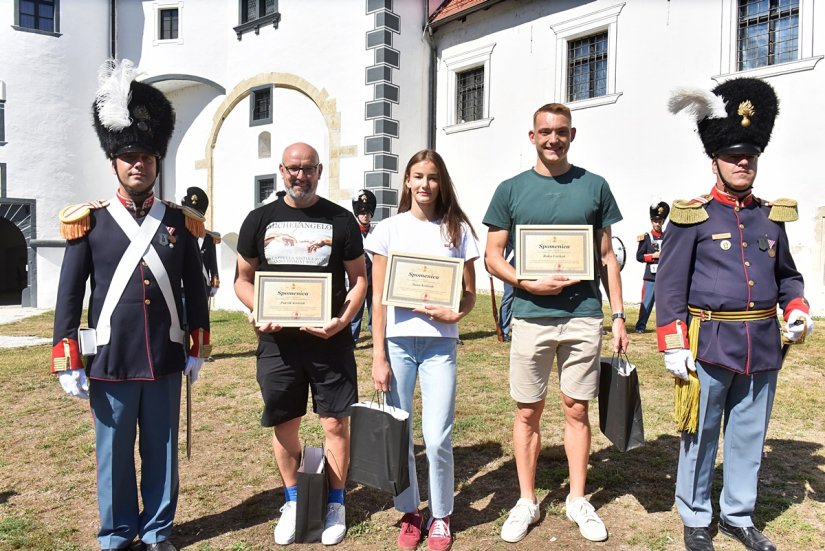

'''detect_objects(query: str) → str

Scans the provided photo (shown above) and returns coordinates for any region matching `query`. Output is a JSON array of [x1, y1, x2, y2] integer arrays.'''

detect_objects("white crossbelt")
[[95, 199, 185, 346]]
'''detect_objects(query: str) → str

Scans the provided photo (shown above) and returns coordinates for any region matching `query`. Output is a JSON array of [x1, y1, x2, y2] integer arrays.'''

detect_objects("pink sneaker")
[[427, 516, 452, 551], [397, 510, 423, 551]]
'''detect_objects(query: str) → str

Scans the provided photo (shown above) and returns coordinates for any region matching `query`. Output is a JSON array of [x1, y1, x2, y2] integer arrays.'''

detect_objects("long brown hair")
[[398, 149, 477, 247]]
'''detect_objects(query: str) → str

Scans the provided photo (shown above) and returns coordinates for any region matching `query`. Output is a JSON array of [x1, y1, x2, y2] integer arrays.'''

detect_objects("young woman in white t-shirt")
[[365, 149, 479, 551]]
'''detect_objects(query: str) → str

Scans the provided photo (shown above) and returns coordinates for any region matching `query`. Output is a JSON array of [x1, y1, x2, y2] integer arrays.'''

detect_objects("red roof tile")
[[430, 0, 496, 24]]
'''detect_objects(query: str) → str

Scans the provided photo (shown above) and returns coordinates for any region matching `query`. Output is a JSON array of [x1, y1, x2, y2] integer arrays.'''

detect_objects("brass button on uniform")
[[739, 224, 745, 230], [143, 279, 151, 286], [745, 261, 751, 267], [141, 260, 148, 267], [749, 302, 755, 308], [742, 242, 748, 248], [748, 280, 755, 287], [735, 207, 740, 212], [144, 299, 151, 305]]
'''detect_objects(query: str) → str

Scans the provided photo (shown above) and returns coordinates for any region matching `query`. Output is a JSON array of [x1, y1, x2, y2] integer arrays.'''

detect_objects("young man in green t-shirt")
[[483, 103, 629, 544]]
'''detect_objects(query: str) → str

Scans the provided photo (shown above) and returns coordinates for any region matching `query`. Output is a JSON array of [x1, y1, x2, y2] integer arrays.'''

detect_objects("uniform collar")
[[711, 186, 754, 208], [651, 229, 663, 238], [116, 190, 155, 212]]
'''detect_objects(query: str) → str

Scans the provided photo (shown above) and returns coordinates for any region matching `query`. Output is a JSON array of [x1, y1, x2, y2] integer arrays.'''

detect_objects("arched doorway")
[[0, 206, 30, 306]]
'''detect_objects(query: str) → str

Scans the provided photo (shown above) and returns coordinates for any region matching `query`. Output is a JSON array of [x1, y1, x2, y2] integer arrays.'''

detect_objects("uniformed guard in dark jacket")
[[181, 186, 221, 297], [633, 201, 668, 332], [51, 59, 210, 551], [350, 188, 376, 342], [657, 78, 813, 551]]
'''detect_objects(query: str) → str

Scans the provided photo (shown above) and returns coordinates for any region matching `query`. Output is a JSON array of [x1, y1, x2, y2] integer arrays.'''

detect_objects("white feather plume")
[[94, 59, 144, 131], [668, 87, 728, 121]]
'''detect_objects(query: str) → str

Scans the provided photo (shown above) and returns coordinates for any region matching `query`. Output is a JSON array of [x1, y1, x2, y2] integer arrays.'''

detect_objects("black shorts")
[[255, 339, 358, 427]]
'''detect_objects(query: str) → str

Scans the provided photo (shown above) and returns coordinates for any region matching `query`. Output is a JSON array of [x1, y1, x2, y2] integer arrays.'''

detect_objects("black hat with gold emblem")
[[668, 77, 778, 158], [352, 189, 377, 216], [92, 59, 175, 159], [181, 187, 209, 216], [649, 201, 670, 220]]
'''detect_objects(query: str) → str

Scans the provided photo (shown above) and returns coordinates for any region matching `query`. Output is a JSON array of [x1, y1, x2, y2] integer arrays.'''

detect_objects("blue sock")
[[328, 487, 345, 505], [284, 485, 298, 502]]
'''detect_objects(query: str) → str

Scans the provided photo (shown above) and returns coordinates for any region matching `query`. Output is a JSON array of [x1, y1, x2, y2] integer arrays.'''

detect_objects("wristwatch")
[[611, 312, 626, 321]]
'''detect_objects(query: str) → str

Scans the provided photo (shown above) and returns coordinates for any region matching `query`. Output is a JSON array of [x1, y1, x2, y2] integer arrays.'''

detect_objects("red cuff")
[[51, 338, 83, 373], [189, 328, 212, 359], [656, 320, 690, 351], [643, 254, 654, 263], [783, 297, 810, 320]]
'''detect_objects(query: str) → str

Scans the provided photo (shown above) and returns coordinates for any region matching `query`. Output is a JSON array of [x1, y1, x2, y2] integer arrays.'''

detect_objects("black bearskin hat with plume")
[[92, 59, 175, 159]]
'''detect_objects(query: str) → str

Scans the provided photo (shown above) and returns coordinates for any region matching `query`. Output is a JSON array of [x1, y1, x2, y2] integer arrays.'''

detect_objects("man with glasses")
[[633, 202, 669, 333], [234, 143, 367, 546]]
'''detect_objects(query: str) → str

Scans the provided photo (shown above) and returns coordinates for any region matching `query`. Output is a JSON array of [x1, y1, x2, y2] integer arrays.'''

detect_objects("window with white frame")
[[250, 86, 272, 126], [242, 0, 277, 23], [443, 43, 495, 134], [550, 3, 624, 110], [14, 0, 59, 35], [153, 2, 183, 45], [717, 0, 821, 79]]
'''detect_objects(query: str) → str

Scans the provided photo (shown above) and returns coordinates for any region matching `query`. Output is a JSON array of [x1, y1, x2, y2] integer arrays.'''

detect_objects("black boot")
[[718, 519, 776, 551]]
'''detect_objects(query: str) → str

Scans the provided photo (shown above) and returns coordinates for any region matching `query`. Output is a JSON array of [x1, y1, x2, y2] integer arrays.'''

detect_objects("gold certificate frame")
[[382, 252, 464, 312], [515, 225, 595, 280], [252, 272, 332, 327]]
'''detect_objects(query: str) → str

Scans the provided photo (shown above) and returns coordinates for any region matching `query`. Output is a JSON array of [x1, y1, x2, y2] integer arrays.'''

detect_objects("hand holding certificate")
[[515, 225, 595, 281], [252, 272, 332, 328], [382, 252, 464, 312]]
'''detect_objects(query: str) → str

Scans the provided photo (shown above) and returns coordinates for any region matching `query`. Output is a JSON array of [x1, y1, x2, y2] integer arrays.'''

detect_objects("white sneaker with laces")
[[274, 501, 297, 545], [565, 495, 608, 542], [500, 497, 540, 543], [321, 503, 347, 545]]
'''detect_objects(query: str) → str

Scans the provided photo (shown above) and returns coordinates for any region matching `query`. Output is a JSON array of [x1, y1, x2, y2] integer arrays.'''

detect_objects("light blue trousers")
[[386, 336, 457, 518], [676, 361, 777, 528], [90, 373, 181, 549]]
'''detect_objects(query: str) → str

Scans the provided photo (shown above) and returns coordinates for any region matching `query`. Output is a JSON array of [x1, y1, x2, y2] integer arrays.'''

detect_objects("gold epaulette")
[[669, 194, 712, 225], [169, 202, 206, 238], [765, 198, 799, 222], [58, 200, 109, 240], [206, 230, 222, 244], [637, 233, 646, 242]]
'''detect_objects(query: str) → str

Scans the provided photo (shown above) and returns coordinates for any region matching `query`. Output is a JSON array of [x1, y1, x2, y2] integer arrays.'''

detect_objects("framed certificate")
[[515, 225, 595, 280], [382, 252, 464, 311], [252, 272, 332, 327]]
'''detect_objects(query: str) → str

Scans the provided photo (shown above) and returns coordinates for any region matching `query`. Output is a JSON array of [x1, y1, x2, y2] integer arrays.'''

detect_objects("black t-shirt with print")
[[237, 195, 364, 348]]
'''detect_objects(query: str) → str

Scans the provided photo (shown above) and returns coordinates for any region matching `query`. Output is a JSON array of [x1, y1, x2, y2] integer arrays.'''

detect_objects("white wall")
[[432, 0, 825, 314]]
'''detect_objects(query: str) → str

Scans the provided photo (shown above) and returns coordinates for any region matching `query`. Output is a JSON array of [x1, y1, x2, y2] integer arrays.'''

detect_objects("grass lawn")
[[0, 299, 823, 550]]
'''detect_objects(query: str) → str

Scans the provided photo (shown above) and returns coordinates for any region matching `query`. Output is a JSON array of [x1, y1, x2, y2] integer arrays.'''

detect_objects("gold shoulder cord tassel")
[[670, 198, 710, 225], [674, 317, 702, 433]]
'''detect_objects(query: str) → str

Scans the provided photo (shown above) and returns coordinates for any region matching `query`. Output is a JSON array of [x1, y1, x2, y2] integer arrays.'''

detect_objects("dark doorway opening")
[[0, 217, 28, 305]]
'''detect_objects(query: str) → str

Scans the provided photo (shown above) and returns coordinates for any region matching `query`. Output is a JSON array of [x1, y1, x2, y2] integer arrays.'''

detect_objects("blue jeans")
[[350, 284, 372, 342], [385, 336, 457, 518], [499, 282, 514, 338]]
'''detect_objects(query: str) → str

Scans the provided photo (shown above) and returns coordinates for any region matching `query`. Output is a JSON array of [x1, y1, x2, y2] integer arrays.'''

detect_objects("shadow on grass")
[[173, 488, 279, 547]]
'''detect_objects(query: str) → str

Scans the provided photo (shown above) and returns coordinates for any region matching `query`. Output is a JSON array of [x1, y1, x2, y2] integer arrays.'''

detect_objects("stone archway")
[[199, 73, 357, 228], [0, 201, 33, 306]]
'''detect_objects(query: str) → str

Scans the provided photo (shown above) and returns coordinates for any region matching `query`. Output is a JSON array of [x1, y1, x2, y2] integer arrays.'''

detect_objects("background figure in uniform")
[[51, 59, 210, 551], [234, 143, 367, 546], [634, 202, 668, 333], [182, 187, 220, 361], [659, 77, 813, 551], [350, 189, 376, 343], [497, 240, 515, 342]]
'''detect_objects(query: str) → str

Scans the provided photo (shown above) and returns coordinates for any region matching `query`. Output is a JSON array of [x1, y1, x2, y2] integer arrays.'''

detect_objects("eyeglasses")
[[283, 164, 320, 177]]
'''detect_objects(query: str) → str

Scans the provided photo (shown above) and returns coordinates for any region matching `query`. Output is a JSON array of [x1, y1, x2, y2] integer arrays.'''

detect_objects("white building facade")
[[1, 0, 823, 315]]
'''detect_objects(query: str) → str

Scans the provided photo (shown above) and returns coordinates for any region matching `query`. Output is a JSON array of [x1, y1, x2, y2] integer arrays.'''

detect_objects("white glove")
[[58, 369, 89, 400], [784, 310, 814, 342], [209, 286, 218, 297], [664, 349, 696, 381], [185, 356, 205, 384]]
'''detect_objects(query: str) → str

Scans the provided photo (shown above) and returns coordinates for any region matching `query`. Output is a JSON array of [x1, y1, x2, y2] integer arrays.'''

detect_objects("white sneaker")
[[321, 503, 347, 545], [274, 501, 297, 545], [565, 496, 608, 542], [500, 497, 540, 543]]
